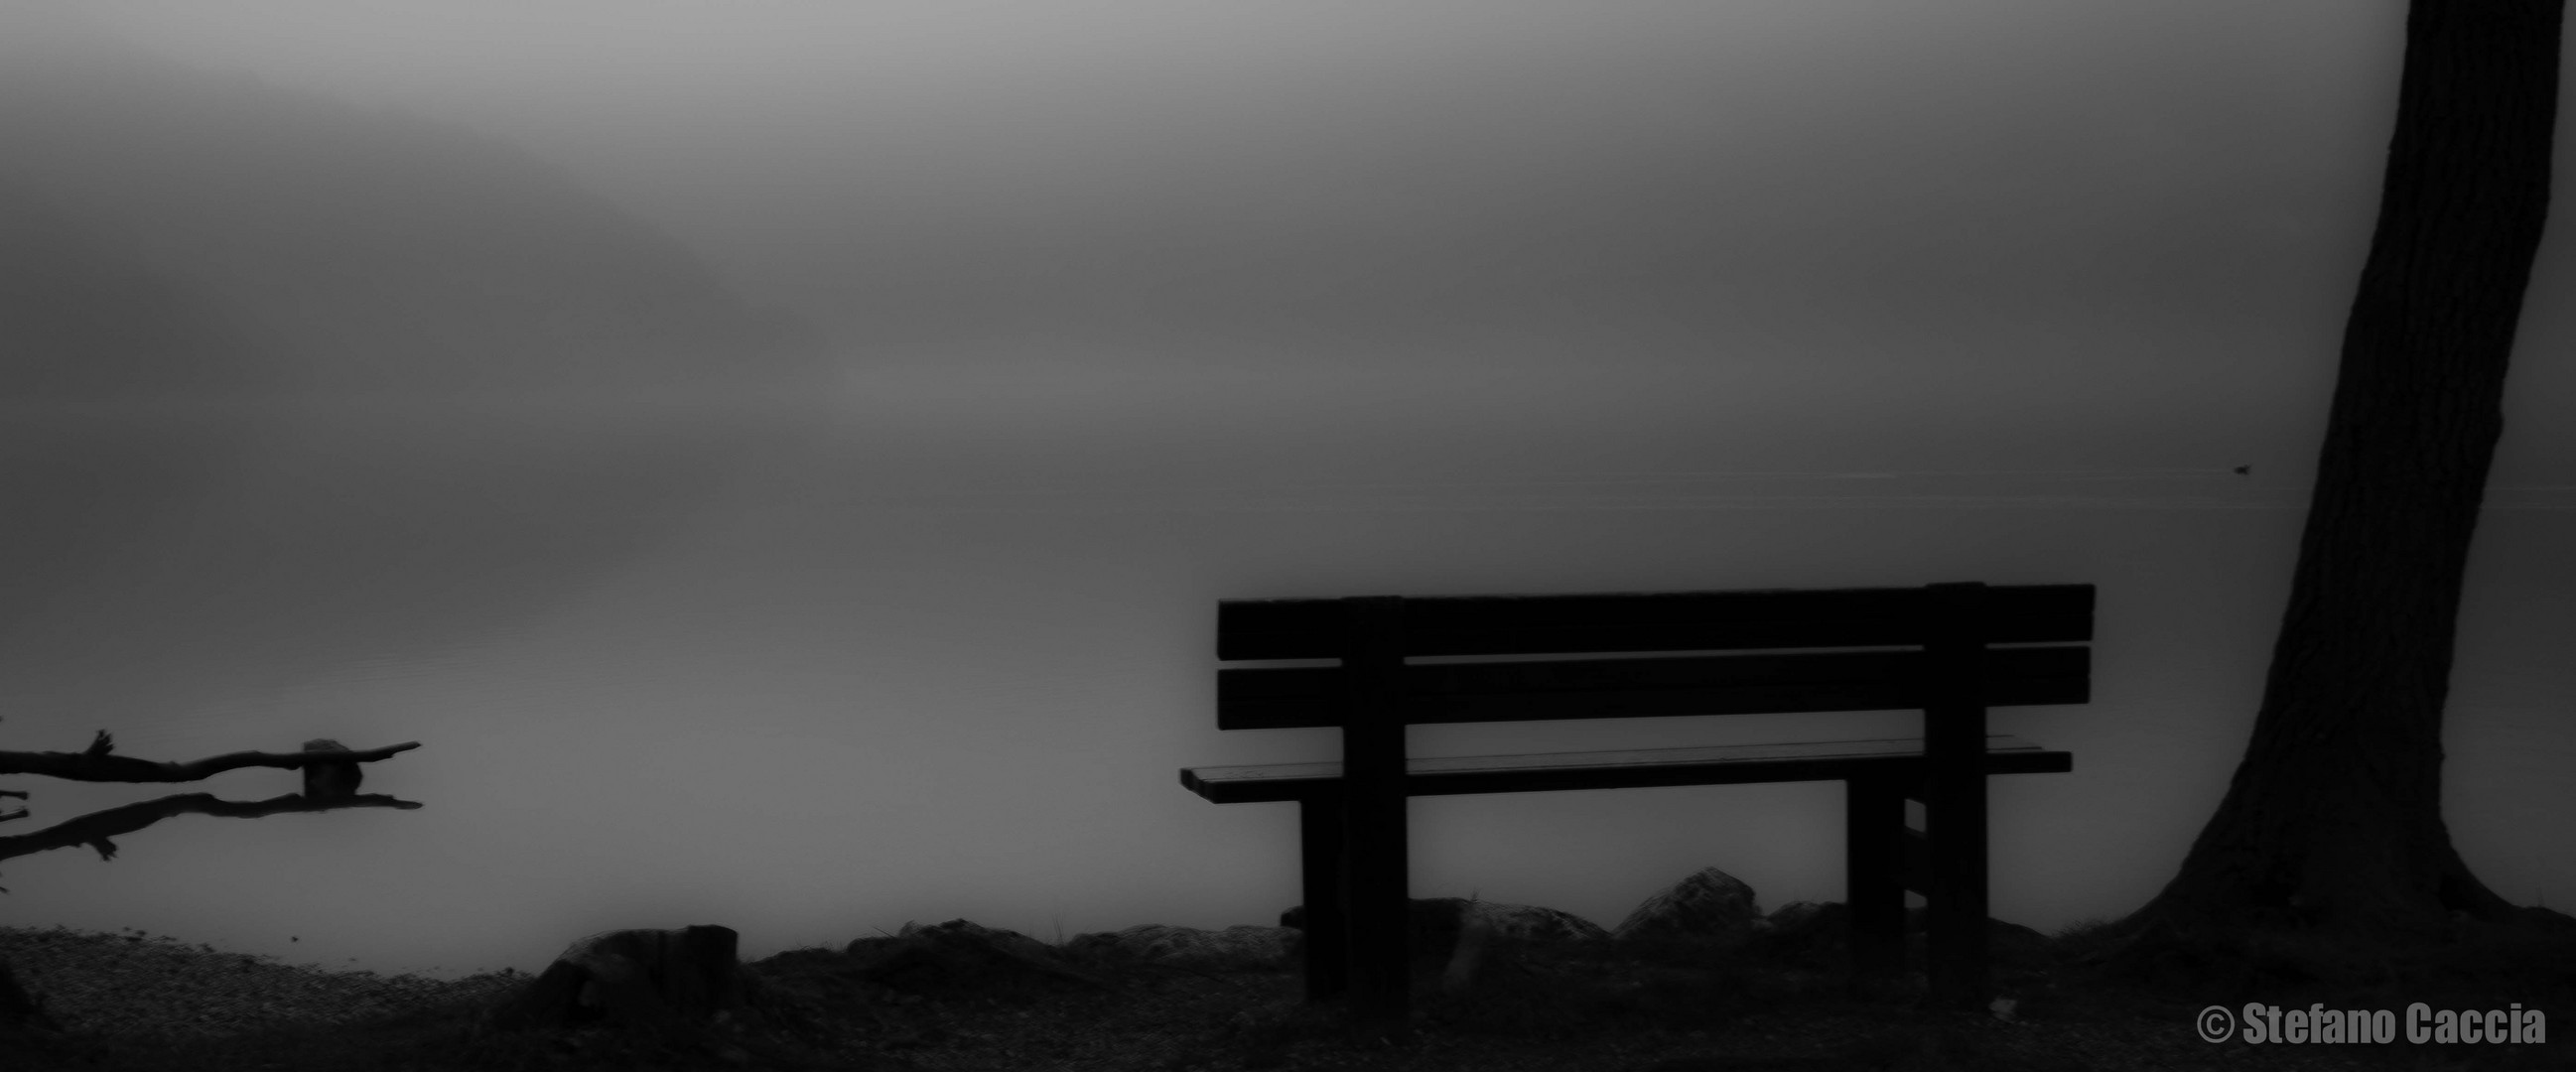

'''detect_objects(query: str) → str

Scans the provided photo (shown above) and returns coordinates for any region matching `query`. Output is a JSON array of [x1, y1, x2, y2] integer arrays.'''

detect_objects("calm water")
[[2, 365, 2569, 981]]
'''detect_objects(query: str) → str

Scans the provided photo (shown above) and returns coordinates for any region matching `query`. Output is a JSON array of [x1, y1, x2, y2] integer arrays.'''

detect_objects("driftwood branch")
[[0, 719, 427, 894], [0, 734, 422, 783], [0, 791, 423, 890]]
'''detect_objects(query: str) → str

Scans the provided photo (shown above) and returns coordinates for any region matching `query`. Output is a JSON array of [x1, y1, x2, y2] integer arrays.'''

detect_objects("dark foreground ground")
[[1, 912, 2567, 1072]]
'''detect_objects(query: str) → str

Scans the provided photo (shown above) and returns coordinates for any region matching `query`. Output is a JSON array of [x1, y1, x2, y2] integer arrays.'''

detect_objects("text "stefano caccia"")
[[2223, 1003, 2545, 1045]]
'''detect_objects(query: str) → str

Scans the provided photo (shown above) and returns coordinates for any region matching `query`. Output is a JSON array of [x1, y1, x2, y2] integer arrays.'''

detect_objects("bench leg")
[[1296, 793, 1349, 1002], [1923, 768, 1990, 1009], [1844, 776, 1906, 988], [1339, 596, 1412, 1031], [1341, 754, 1410, 1028], [1922, 582, 1992, 1010]]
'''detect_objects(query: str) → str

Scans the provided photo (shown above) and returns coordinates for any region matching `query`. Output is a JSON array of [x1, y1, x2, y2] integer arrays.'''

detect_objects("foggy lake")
[[2, 2, 2571, 982]]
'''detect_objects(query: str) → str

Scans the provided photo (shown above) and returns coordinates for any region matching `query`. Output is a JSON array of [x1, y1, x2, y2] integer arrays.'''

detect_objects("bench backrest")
[[1216, 583, 2092, 731]]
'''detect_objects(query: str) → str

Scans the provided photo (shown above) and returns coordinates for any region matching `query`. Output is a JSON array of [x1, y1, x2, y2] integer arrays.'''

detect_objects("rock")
[[843, 919, 1112, 1000], [487, 924, 744, 1035], [1279, 897, 1607, 959], [1614, 867, 1764, 943], [1768, 900, 1833, 931], [1456, 899, 1611, 945], [893, 919, 1055, 961], [1064, 924, 1296, 971], [299, 738, 363, 801], [1740, 900, 1850, 963]]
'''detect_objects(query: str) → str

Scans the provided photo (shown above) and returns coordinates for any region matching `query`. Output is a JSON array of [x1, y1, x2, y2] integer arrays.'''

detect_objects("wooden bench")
[[1180, 581, 2091, 1022]]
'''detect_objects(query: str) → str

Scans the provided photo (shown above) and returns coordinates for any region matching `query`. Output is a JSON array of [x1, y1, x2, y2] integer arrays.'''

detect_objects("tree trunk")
[[2133, 0, 2560, 936]]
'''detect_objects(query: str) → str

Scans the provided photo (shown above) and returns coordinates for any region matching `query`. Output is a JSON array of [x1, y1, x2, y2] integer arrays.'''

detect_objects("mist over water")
[[6, 377, 2570, 982], [2, 2, 2571, 981]]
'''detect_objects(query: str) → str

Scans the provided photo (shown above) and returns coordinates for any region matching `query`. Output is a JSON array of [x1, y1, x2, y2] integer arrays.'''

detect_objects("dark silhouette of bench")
[[1181, 581, 2090, 1023]]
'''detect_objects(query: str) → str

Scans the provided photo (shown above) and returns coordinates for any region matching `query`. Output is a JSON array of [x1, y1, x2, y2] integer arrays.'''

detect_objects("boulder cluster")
[[1110, 865, 1781, 971], [474, 866, 1941, 1042]]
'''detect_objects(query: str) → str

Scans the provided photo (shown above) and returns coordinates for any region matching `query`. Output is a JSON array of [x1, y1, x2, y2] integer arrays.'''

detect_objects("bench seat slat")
[[1218, 584, 2094, 660], [1181, 734, 2071, 803], [1217, 645, 2088, 730]]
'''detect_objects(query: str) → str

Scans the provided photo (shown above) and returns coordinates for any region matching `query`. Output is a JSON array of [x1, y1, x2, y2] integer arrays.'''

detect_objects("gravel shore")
[[5, 923, 2560, 1071], [0, 925, 522, 1042]]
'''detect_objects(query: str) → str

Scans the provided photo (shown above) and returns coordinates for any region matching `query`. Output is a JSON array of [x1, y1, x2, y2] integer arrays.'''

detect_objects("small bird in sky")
[[2234, 466, 2251, 475]]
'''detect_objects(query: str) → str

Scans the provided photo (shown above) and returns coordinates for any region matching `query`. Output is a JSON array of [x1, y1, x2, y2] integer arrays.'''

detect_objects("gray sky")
[[72, 0, 2567, 481], [5, 1, 2571, 982], [73, 2, 2407, 369]]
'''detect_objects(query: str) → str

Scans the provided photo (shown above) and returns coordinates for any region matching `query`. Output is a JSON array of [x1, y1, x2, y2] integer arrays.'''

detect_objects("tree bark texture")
[[2141, 0, 2561, 934]]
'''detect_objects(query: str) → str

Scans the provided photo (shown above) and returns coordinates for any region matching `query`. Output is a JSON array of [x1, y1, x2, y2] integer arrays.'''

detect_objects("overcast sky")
[[68, 3, 2406, 369], [65, 2, 2574, 474]]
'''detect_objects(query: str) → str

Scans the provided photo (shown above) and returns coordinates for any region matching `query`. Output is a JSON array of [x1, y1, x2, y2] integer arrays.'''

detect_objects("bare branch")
[[0, 717, 429, 893], [0, 739, 422, 783], [0, 791, 424, 885]]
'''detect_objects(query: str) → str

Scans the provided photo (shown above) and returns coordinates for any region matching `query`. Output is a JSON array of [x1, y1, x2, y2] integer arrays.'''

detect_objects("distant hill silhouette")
[[0, 6, 826, 400], [0, 10, 840, 714], [1, 174, 298, 399]]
